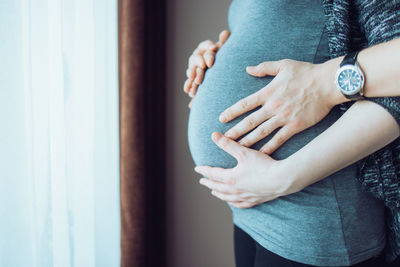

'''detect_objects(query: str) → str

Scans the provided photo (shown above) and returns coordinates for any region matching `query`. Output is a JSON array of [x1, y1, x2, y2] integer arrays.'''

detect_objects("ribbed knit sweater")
[[323, 0, 400, 262]]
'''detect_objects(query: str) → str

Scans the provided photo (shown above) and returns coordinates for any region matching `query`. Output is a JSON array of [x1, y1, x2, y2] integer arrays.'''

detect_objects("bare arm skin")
[[195, 99, 399, 208], [194, 37, 400, 208], [219, 36, 400, 154], [325, 36, 400, 104], [284, 100, 400, 194]]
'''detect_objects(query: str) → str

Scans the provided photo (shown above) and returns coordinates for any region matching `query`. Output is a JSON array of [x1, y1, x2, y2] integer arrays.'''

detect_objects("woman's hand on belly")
[[194, 132, 298, 209], [183, 29, 230, 107], [218, 59, 342, 154]]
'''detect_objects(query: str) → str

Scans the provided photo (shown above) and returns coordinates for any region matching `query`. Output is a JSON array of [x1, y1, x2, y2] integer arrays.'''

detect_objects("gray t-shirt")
[[187, 0, 386, 266]]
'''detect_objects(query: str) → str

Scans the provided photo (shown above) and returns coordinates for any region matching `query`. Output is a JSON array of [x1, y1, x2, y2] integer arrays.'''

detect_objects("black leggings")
[[233, 225, 389, 267]]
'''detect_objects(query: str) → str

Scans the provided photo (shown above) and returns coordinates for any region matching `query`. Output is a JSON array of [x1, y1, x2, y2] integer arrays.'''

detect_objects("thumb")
[[246, 61, 281, 77], [212, 132, 249, 161]]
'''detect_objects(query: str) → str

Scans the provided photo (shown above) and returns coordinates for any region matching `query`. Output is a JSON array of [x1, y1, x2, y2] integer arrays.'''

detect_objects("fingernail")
[[211, 132, 222, 141], [194, 166, 200, 172], [219, 114, 226, 122], [224, 131, 232, 138]]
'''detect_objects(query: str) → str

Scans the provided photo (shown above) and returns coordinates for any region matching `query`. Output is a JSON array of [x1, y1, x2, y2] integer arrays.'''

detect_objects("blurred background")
[[166, 0, 234, 266], [0, 0, 235, 266]]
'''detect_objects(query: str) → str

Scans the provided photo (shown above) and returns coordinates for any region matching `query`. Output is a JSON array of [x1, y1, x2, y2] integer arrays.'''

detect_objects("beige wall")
[[166, 0, 234, 266]]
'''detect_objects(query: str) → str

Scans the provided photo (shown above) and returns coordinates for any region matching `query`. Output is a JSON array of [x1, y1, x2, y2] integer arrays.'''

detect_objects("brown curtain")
[[119, 0, 166, 266]]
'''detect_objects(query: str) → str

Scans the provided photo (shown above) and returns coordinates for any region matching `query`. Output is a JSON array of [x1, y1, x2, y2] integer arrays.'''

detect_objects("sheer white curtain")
[[0, 0, 120, 266]]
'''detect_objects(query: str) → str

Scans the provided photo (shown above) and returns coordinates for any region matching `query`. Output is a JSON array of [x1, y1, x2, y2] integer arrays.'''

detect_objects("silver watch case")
[[334, 63, 365, 96]]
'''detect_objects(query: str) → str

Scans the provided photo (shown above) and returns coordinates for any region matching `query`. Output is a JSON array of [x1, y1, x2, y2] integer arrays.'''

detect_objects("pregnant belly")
[[187, 45, 340, 168]]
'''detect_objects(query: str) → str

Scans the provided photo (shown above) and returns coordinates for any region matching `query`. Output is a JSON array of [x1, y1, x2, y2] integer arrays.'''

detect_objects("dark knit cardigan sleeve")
[[354, 0, 400, 208], [324, 0, 400, 207], [323, 0, 400, 262], [355, 2, 400, 262], [356, 0, 400, 129]]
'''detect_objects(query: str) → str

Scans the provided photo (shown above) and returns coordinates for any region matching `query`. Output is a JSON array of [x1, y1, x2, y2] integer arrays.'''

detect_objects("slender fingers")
[[211, 132, 250, 162], [228, 201, 256, 209], [183, 79, 193, 94], [246, 60, 283, 77], [188, 97, 194, 109], [194, 165, 233, 184], [186, 65, 196, 80], [184, 31, 230, 98], [211, 191, 248, 202], [188, 53, 206, 70], [204, 50, 216, 68], [197, 40, 218, 52], [199, 178, 238, 194], [216, 30, 230, 48], [238, 116, 282, 147], [260, 125, 295, 154], [228, 196, 278, 208], [219, 91, 264, 123], [189, 82, 199, 98], [194, 67, 205, 85], [184, 42, 216, 96], [224, 107, 272, 140]]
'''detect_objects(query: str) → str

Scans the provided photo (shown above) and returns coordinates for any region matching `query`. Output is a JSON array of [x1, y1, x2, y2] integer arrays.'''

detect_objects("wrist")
[[319, 56, 350, 106], [277, 156, 307, 196]]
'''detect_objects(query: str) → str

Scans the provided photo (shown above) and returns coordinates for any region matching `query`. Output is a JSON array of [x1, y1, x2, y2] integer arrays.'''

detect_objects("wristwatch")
[[334, 51, 365, 100]]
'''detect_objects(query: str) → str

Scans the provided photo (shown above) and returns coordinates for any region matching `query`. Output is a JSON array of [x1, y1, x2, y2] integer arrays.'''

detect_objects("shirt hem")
[[233, 219, 386, 266]]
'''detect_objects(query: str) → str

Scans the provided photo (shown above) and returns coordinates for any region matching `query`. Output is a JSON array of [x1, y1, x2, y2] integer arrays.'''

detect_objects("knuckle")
[[257, 126, 269, 137], [204, 49, 215, 56], [261, 145, 271, 154], [198, 40, 213, 50], [193, 54, 202, 63], [240, 100, 250, 109], [280, 58, 291, 66], [225, 129, 236, 138], [186, 68, 194, 78], [218, 137, 230, 149], [246, 117, 257, 128], [270, 100, 282, 110], [281, 58, 290, 64], [277, 135, 286, 145], [238, 138, 247, 145], [254, 93, 263, 104], [259, 62, 268, 69], [291, 119, 303, 129], [261, 106, 271, 116]]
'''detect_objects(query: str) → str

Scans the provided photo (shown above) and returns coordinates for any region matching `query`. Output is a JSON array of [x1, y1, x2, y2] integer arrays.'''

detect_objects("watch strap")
[[340, 51, 359, 67], [346, 93, 365, 101]]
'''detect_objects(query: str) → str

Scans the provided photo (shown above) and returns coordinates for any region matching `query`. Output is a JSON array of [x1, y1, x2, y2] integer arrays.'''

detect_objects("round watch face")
[[337, 66, 363, 95]]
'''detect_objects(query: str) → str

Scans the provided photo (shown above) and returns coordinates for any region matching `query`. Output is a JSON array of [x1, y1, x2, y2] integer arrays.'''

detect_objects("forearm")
[[284, 100, 400, 194], [323, 37, 400, 105]]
